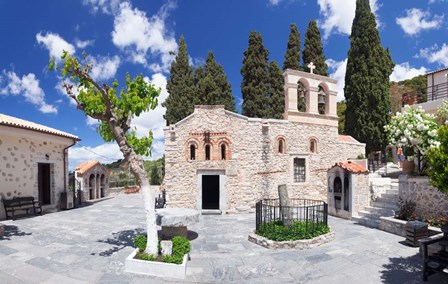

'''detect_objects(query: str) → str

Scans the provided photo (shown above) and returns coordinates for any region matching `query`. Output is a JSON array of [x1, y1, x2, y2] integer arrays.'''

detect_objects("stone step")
[[358, 210, 382, 220], [352, 216, 380, 228], [386, 189, 399, 195], [376, 195, 398, 204], [201, 210, 222, 215], [363, 206, 396, 216], [372, 201, 399, 211]]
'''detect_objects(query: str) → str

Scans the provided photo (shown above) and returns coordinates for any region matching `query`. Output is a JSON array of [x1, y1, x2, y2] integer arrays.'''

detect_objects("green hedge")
[[256, 221, 330, 241], [133, 235, 191, 264]]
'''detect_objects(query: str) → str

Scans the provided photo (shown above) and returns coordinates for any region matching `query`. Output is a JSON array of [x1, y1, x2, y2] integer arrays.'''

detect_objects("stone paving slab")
[[0, 193, 447, 283]]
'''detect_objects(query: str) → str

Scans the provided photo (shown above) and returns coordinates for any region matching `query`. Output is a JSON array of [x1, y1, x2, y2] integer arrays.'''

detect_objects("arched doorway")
[[334, 176, 342, 209], [89, 174, 95, 200], [344, 176, 350, 211], [100, 174, 105, 198]]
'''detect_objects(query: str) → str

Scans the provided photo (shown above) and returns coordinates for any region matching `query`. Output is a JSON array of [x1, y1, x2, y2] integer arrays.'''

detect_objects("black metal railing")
[[402, 82, 448, 106], [255, 198, 328, 237]]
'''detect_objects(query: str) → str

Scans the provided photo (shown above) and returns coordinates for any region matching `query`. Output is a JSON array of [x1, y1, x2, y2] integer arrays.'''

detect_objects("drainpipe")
[[63, 139, 79, 192]]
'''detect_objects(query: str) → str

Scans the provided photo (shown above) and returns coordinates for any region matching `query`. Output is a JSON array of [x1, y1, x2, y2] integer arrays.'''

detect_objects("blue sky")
[[0, 0, 447, 170]]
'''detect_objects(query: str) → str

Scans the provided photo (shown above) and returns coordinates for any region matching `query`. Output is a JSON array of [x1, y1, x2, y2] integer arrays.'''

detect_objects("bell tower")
[[283, 65, 339, 127]]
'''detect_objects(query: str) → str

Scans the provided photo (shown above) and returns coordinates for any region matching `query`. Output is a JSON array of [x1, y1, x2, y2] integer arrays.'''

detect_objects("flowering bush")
[[384, 105, 439, 159], [436, 99, 448, 125]]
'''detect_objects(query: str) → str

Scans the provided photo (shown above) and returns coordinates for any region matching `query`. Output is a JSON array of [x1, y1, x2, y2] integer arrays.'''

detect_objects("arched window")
[[190, 144, 196, 160], [310, 139, 317, 153], [276, 136, 286, 154], [297, 81, 306, 112], [205, 145, 211, 160], [221, 144, 226, 160], [318, 85, 327, 115]]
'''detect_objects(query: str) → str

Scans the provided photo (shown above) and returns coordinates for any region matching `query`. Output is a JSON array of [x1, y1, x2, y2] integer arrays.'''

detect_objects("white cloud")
[[317, 0, 380, 39], [69, 143, 122, 170], [0, 71, 57, 114], [390, 62, 427, 82], [82, 0, 120, 14], [396, 9, 444, 36], [86, 116, 100, 127], [326, 58, 347, 101], [89, 55, 121, 81], [269, 0, 281, 5], [111, 1, 178, 72], [75, 39, 95, 49], [418, 43, 448, 66], [36, 32, 75, 62], [429, 0, 447, 3]]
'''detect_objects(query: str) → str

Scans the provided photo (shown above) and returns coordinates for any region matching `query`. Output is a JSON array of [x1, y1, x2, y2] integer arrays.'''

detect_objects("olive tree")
[[50, 51, 160, 255]]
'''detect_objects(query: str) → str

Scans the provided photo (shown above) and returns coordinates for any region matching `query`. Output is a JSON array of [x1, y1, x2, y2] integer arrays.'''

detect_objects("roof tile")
[[0, 113, 79, 140], [332, 161, 369, 173]]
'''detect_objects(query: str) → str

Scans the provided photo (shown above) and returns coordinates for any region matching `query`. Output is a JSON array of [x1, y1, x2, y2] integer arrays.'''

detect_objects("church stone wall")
[[164, 105, 365, 211]]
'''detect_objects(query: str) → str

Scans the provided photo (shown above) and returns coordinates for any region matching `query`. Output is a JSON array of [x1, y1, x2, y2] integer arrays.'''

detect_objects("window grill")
[[294, 158, 305, 182]]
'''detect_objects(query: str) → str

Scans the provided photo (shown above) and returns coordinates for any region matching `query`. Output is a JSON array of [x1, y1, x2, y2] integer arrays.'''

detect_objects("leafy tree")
[[302, 20, 328, 76], [163, 36, 196, 125], [241, 31, 270, 118], [283, 24, 301, 71], [426, 125, 448, 191], [344, 0, 394, 154], [150, 166, 161, 185], [196, 52, 236, 112], [268, 60, 285, 119], [337, 101, 347, 134], [50, 51, 160, 255]]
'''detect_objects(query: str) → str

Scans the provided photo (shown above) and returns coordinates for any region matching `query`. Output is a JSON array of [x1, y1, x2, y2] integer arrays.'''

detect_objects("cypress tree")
[[283, 24, 301, 71], [241, 32, 270, 118], [163, 36, 196, 125], [150, 166, 161, 185], [268, 60, 285, 119], [344, 0, 394, 154], [196, 52, 236, 112], [302, 20, 328, 76]]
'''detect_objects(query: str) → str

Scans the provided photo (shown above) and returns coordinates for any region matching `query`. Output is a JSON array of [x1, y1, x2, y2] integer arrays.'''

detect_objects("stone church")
[[163, 68, 365, 213]]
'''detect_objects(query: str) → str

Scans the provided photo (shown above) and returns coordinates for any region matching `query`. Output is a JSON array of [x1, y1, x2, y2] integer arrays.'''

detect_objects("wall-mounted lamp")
[[45, 154, 50, 161]]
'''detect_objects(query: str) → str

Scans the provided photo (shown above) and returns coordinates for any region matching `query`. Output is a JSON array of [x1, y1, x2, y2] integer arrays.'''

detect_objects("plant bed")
[[124, 186, 140, 194], [125, 234, 191, 278], [248, 229, 335, 250], [125, 249, 188, 279]]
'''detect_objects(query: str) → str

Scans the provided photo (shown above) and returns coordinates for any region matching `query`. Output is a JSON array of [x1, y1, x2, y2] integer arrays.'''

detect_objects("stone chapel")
[[163, 68, 365, 213]]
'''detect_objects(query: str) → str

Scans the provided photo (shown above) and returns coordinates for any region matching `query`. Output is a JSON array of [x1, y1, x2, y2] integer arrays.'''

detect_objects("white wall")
[[0, 126, 75, 220]]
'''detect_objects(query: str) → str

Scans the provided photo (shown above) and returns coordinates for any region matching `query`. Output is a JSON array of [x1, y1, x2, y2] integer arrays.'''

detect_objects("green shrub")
[[136, 251, 157, 261], [356, 154, 366, 159], [163, 254, 184, 264], [256, 221, 330, 241], [396, 198, 417, 220], [171, 236, 191, 256], [133, 234, 147, 251], [427, 124, 448, 193]]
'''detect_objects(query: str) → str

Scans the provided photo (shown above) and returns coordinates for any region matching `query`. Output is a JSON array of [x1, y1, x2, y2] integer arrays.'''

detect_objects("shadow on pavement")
[[380, 252, 448, 283], [0, 224, 32, 240], [97, 228, 145, 256]]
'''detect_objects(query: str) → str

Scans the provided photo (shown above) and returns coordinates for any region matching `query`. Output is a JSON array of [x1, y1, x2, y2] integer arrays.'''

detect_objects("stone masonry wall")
[[399, 175, 448, 222], [164, 106, 365, 211], [0, 127, 71, 220]]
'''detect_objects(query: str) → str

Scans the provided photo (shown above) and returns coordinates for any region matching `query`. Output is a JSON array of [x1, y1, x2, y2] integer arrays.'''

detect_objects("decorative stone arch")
[[318, 82, 330, 115], [308, 136, 319, 154], [217, 138, 232, 160], [88, 174, 95, 200], [297, 78, 310, 112], [275, 135, 287, 154], [185, 138, 200, 161]]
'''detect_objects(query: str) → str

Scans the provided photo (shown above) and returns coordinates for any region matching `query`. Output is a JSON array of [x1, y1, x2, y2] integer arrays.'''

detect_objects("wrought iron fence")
[[255, 198, 328, 237]]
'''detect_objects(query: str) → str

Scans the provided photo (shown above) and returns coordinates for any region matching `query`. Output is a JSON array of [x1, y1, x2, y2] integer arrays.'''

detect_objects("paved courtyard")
[[0, 193, 447, 284]]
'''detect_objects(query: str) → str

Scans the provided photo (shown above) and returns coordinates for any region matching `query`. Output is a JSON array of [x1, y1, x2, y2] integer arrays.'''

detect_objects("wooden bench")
[[2, 197, 43, 220], [421, 234, 448, 281]]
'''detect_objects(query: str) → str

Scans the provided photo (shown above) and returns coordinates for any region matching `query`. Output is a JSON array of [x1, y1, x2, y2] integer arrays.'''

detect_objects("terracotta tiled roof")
[[332, 161, 369, 173], [339, 135, 359, 143], [75, 160, 110, 174], [0, 113, 79, 140]]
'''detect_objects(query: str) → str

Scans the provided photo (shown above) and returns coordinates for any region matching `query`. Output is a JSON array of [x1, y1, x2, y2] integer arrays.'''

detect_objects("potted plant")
[[384, 105, 439, 175]]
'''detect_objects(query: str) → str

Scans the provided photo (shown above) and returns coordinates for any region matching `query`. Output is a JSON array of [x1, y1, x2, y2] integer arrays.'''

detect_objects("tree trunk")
[[110, 124, 158, 255]]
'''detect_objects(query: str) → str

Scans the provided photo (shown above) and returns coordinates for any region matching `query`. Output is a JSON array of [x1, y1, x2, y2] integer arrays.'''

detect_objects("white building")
[[0, 113, 79, 219]]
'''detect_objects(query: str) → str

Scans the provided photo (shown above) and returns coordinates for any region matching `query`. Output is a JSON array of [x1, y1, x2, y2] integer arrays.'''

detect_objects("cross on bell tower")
[[307, 62, 316, 74]]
